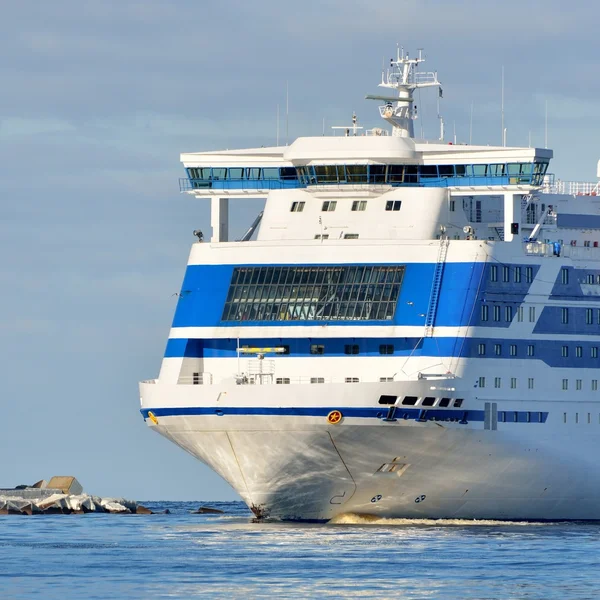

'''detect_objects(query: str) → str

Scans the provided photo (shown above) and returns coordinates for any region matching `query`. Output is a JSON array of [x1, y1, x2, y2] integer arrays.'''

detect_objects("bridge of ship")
[[180, 144, 555, 245]]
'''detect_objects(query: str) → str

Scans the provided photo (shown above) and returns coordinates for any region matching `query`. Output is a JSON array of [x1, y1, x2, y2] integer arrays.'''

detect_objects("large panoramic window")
[[221, 265, 405, 322]]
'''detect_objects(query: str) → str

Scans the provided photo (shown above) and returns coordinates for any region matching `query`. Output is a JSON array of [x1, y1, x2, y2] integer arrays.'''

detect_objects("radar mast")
[[366, 47, 442, 138]]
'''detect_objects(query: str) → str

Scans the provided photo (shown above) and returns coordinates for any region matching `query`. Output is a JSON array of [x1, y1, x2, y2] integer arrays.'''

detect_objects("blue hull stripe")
[[140, 406, 548, 424]]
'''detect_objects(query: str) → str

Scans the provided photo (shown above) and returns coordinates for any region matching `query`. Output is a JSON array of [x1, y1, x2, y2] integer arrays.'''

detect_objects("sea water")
[[1, 501, 600, 599]]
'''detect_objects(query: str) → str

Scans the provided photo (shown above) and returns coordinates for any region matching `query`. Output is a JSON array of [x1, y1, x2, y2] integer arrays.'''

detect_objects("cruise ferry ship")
[[140, 49, 600, 521]]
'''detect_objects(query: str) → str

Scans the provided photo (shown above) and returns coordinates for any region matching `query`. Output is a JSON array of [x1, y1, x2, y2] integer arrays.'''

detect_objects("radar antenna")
[[366, 47, 441, 138]]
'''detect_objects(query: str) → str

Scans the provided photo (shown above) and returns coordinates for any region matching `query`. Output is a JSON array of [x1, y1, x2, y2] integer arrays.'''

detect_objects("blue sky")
[[1, 0, 599, 501]]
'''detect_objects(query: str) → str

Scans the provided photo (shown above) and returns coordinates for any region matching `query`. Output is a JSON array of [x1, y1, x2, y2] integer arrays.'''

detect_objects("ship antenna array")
[[365, 46, 442, 139]]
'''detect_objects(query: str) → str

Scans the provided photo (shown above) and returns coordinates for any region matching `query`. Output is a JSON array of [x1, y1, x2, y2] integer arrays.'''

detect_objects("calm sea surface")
[[1, 501, 600, 599]]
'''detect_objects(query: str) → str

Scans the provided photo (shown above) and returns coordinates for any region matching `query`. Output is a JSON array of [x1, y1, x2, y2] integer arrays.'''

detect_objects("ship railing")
[[523, 241, 600, 260], [178, 373, 213, 385], [179, 178, 300, 192], [235, 375, 396, 385], [540, 179, 600, 196]]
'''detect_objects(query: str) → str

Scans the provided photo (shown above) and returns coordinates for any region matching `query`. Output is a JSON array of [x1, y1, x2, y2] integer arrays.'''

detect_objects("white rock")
[[102, 501, 129, 513], [35, 494, 68, 510]]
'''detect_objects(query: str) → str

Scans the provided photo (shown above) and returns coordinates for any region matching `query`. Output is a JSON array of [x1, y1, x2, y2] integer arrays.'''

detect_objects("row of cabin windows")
[[499, 411, 544, 423], [563, 412, 600, 424], [378, 395, 464, 408], [481, 304, 536, 322], [478, 377, 535, 389], [478, 343, 535, 356], [562, 379, 599, 391], [481, 304, 600, 326], [291, 200, 401, 213], [478, 342, 600, 359], [478, 377, 600, 391], [187, 162, 548, 185], [276, 377, 360, 384], [314, 233, 360, 240], [489, 265, 534, 283], [309, 344, 395, 355]]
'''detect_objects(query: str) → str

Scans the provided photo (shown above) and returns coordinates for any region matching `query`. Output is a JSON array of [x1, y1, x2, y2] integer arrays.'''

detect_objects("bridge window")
[[387, 165, 404, 183], [222, 265, 405, 322], [345, 165, 368, 182], [280, 167, 297, 180], [262, 167, 280, 180], [314, 165, 339, 183], [228, 167, 244, 179], [438, 165, 454, 178], [420, 165, 438, 178], [369, 165, 387, 184]]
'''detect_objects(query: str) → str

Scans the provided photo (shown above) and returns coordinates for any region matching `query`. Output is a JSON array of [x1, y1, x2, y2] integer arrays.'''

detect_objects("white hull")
[[141, 380, 600, 521]]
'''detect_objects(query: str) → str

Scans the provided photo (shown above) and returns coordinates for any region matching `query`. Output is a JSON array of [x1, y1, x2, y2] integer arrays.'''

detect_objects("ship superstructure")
[[140, 50, 600, 521]]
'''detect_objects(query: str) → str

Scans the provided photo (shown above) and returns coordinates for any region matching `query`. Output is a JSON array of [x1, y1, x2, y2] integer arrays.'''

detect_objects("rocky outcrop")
[[0, 477, 154, 515]]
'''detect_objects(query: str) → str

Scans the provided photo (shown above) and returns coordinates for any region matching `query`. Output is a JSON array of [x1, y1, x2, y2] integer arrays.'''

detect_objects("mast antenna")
[[469, 102, 473, 145], [545, 100, 548, 149], [286, 81, 289, 146], [365, 46, 441, 138], [501, 65, 505, 146]]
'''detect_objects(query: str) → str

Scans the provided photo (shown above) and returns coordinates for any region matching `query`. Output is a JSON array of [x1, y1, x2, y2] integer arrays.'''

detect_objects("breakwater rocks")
[[0, 476, 155, 516], [0, 494, 155, 515]]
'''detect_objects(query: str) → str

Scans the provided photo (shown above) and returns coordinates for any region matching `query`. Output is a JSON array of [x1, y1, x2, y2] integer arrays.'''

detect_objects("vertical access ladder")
[[424, 237, 449, 337]]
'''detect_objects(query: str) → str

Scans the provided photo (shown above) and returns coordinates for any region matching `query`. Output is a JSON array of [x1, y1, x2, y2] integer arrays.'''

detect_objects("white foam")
[[328, 513, 550, 526]]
